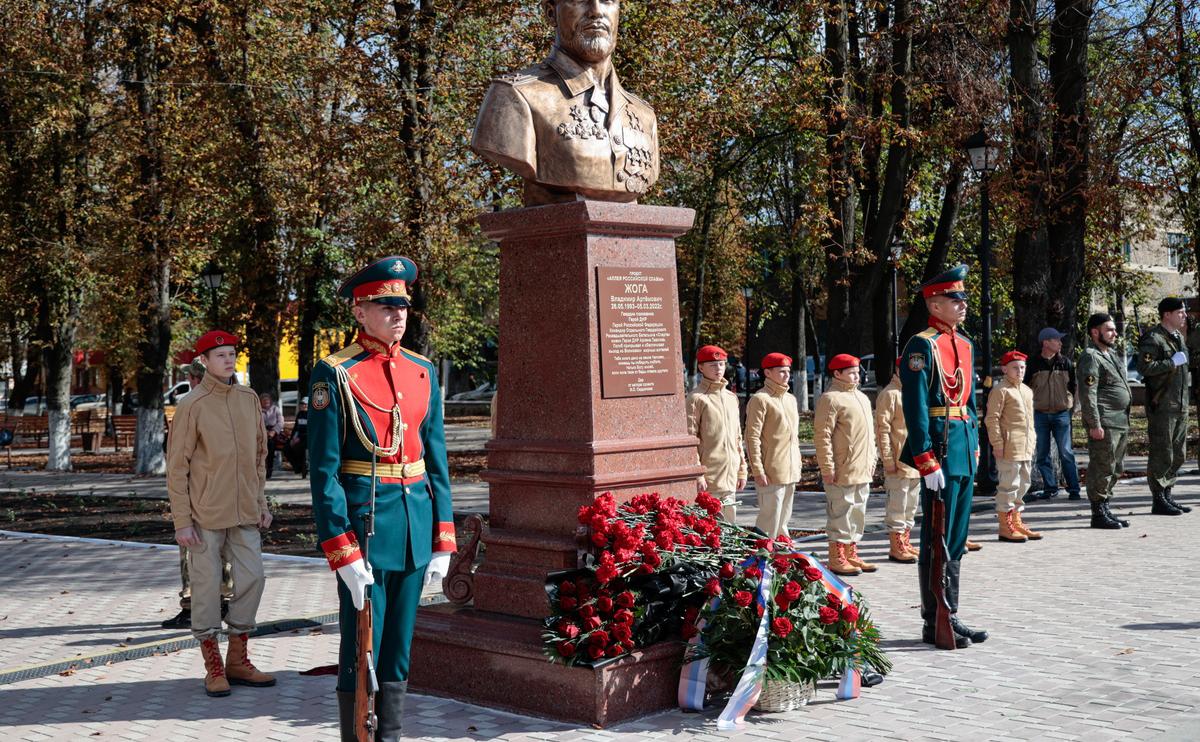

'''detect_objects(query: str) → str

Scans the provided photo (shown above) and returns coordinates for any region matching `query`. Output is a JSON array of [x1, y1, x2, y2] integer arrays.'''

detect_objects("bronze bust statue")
[[471, 0, 660, 206]]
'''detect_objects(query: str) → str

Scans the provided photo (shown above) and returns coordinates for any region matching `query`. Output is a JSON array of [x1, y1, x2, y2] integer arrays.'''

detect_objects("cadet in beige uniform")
[[814, 354, 877, 576], [744, 352, 802, 539], [985, 350, 1043, 542], [875, 357, 920, 563], [687, 345, 748, 521]]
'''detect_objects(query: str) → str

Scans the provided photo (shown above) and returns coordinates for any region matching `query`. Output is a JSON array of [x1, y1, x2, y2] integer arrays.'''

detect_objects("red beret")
[[696, 345, 727, 363], [828, 353, 860, 372], [195, 330, 239, 356], [760, 352, 792, 369], [1001, 350, 1028, 366]]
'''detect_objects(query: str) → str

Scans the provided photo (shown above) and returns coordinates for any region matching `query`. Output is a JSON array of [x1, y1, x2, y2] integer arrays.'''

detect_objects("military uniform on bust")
[[309, 257, 457, 742], [1078, 312, 1132, 529], [985, 350, 1043, 543], [744, 352, 802, 539], [1137, 296, 1193, 516], [875, 357, 921, 564], [899, 265, 987, 649], [815, 354, 878, 576], [473, 45, 659, 206], [687, 345, 748, 522]]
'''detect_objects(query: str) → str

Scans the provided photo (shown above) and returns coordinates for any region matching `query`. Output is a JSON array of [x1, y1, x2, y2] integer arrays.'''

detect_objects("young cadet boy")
[[744, 352, 802, 538], [687, 345, 748, 521], [814, 354, 877, 576], [167, 331, 274, 697], [875, 357, 920, 563], [985, 350, 1043, 542]]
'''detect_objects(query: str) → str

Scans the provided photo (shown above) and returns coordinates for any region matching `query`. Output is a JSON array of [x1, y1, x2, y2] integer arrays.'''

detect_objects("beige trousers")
[[883, 475, 921, 532], [711, 489, 737, 523], [825, 482, 870, 543], [755, 482, 796, 538], [189, 525, 265, 639], [996, 458, 1032, 512]]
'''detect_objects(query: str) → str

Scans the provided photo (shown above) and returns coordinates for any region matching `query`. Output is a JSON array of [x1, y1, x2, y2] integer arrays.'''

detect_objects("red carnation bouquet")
[[690, 542, 891, 684], [543, 491, 758, 665]]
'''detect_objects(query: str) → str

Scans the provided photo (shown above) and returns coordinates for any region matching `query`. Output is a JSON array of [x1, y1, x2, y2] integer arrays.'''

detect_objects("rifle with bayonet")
[[354, 452, 380, 741]]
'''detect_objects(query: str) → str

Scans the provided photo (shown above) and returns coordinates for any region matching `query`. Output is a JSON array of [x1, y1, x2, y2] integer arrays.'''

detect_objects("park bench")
[[108, 415, 137, 451]]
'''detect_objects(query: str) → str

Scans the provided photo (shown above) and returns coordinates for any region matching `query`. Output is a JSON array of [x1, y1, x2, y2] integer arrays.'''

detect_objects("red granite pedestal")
[[409, 200, 702, 726]]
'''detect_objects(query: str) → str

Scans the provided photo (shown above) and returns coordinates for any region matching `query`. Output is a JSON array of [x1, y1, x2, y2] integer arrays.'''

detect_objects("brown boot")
[[826, 541, 861, 576], [997, 510, 1027, 542], [1011, 509, 1043, 540], [902, 528, 920, 558], [965, 539, 982, 551], [888, 532, 916, 563], [225, 632, 277, 688], [845, 542, 878, 572], [200, 636, 231, 697]]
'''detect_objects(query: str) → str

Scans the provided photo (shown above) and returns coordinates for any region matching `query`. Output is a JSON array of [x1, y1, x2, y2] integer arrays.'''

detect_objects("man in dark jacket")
[[1025, 327, 1081, 500]]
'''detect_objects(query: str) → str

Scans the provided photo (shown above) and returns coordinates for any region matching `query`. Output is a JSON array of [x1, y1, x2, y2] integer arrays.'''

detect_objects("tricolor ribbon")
[[677, 551, 863, 727]]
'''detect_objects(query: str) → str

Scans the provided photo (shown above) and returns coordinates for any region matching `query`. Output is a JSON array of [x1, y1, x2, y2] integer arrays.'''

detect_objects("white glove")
[[336, 560, 374, 611], [923, 468, 945, 491], [1172, 351, 1188, 367], [425, 552, 452, 587]]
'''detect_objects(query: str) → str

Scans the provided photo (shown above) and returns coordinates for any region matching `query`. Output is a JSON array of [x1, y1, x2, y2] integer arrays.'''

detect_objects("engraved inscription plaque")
[[597, 267, 679, 398]]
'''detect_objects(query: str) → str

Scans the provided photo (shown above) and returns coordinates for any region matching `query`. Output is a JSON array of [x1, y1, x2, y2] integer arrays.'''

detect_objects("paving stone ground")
[[3, 472, 1200, 740]]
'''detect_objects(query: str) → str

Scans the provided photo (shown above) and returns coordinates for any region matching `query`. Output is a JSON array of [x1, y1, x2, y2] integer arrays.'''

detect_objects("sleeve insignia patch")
[[1143, 352, 1154, 363], [311, 381, 331, 410], [1085, 374, 1097, 386], [908, 353, 926, 372]]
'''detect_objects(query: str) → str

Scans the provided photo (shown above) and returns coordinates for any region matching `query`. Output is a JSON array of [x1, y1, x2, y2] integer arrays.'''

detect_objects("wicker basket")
[[753, 678, 816, 712]]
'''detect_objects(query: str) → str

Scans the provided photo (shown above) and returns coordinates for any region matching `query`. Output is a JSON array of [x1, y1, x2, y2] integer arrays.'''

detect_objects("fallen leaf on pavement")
[[1117, 648, 1135, 655]]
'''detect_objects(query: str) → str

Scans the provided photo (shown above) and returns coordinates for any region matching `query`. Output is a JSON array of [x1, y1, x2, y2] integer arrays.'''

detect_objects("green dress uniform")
[[309, 257, 456, 738], [1137, 323, 1190, 510], [898, 266, 982, 642], [1077, 340, 1131, 510]]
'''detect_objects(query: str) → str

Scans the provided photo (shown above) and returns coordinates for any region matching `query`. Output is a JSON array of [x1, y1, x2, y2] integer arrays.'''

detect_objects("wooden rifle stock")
[[929, 497, 956, 650], [355, 454, 380, 741]]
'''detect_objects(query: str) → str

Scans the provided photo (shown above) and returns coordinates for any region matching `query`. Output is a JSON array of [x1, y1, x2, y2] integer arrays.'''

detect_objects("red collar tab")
[[929, 317, 958, 335], [357, 332, 402, 358]]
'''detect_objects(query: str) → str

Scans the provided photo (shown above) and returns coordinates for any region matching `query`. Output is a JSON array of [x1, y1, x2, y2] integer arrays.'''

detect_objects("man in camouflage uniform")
[[1137, 297, 1192, 516], [1078, 313, 1131, 529]]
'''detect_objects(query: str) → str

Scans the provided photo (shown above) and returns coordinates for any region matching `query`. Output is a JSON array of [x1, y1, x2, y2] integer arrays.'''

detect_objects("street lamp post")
[[741, 286, 754, 407], [964, 128, 1000, 493], [890, 238, 904, 364], [199, 261, 225, 327]]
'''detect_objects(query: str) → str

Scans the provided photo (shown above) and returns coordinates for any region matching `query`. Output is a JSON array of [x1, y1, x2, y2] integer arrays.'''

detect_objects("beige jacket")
[[687, 377, 748, 492], [874, 376, 918, 478], [744, 378, 802, 484], [167, 373, 268, 530], [985, 377, 1036, 461], [814, 378, 877, 486]]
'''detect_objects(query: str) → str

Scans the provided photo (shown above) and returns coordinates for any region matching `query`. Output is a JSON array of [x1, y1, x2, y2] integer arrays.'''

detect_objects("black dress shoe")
[[160, 608, 191, 630], [950, 616, 988, 643], [922, 624, 971, 648], [1067, 491, 1081, 501]]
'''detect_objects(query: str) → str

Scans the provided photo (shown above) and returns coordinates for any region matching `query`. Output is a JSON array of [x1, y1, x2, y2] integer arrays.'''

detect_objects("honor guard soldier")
[[815, 354, 878, 576], [745, 352, 802, 539], [985, 351, 1043, 542], [876, 357, 921, 564], [1137, 297, 1193, 515], [687, 345, 748, 521], [309, 256, 456, 741], [1078, 313, 1132, 529], [899, 265, 988, 649]]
